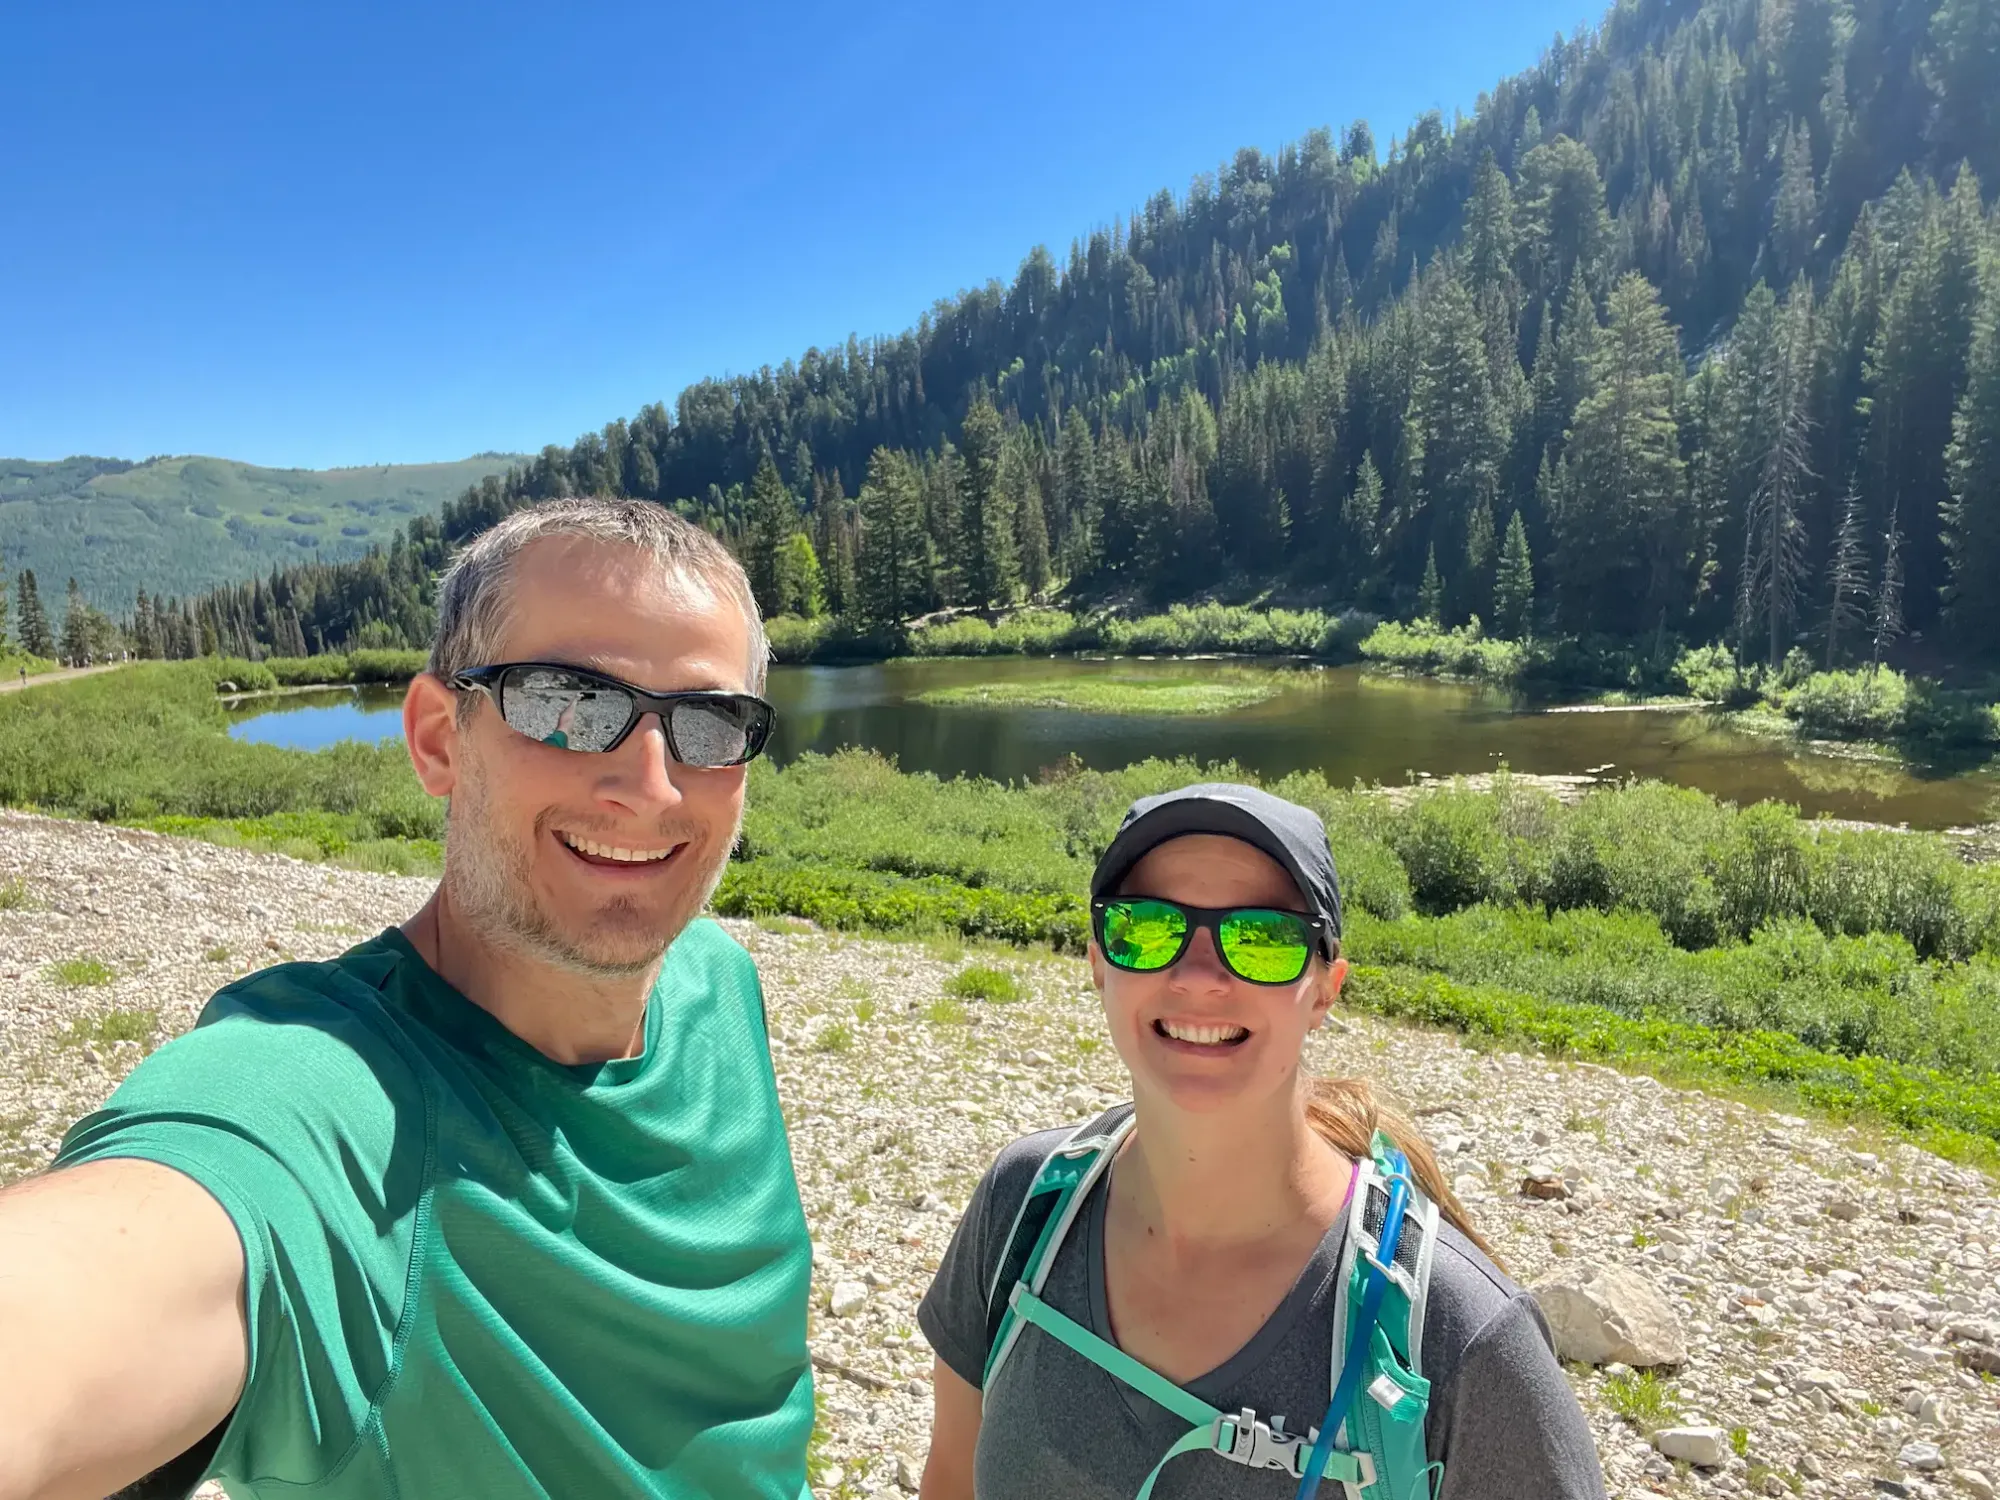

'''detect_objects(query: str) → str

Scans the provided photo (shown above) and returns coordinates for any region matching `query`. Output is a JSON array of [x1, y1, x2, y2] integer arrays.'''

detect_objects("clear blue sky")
[[3, 0, 1588, 471]]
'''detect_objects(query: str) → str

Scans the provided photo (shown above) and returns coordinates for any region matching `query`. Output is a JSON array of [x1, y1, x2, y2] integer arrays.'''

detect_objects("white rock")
[[1824, 1198, 1864, 1221], [895, 1453, 923, 1491], [1653, 1426, 1730, 1467], [1953, 1469, 1995, 1500], [1531, 1262, 1688, 1367], [1900, 1442, 1947, 1473], [828, 1280, 869, 1317]]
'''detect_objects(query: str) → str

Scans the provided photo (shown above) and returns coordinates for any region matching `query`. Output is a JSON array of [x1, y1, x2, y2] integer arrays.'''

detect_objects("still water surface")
[[226, 657, 2000, 830]]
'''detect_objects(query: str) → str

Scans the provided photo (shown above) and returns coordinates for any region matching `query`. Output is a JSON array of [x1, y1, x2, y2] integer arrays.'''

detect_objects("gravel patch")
[[3, 810, 1996, 1499]]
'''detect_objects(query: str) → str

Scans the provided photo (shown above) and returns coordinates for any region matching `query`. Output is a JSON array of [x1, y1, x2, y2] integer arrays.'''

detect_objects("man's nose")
[[599, 713, 686, 811]]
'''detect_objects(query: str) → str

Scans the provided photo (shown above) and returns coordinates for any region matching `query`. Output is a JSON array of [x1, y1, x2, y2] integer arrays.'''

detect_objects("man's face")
[[423, 537, 755, 976]]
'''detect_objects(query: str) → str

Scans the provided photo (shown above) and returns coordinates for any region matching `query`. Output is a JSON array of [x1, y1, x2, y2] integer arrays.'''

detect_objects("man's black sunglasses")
[[449, 662, 776, 768]]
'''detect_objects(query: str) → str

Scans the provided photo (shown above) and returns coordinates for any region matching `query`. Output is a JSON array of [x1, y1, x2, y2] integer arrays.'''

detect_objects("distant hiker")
[[0, 499, 810, 1499], [917, 783, 1606, 1500]]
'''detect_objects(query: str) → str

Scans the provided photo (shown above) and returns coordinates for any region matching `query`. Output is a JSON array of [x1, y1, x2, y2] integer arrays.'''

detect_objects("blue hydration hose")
[[1295, 1150, 1411, 1499]]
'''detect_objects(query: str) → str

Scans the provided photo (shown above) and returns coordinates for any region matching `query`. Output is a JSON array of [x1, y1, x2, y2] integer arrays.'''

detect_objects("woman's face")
[[1090, 833, 1348, 1120]]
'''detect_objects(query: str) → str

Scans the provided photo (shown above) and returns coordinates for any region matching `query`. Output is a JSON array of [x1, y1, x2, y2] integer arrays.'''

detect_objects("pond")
[[225, 657, 2000, 830]]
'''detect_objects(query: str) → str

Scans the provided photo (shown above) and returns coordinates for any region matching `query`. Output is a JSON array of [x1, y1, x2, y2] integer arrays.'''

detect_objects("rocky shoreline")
[[2, 809, 1996, 1498]]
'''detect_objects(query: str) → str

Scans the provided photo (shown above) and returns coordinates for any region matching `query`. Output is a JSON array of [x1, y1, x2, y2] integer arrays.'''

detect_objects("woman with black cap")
[[916, 783, 1605, 1499]]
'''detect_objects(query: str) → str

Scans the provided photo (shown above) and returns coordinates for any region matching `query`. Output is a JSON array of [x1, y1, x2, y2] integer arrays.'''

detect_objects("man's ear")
[[404, 673, 463, 798]]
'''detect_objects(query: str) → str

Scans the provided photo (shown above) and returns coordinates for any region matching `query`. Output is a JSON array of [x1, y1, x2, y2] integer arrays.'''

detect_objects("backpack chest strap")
[[1008, 1285, 1377, 1496]]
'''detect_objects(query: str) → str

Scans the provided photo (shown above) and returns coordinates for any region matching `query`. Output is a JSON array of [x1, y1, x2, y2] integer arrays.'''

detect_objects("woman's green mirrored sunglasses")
[[449, 662, 775, 768], [1091, 897, 1327, 986]]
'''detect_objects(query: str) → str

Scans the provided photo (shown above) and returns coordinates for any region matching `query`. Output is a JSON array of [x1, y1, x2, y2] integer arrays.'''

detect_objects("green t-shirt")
[[56, 919, 815, 1499]]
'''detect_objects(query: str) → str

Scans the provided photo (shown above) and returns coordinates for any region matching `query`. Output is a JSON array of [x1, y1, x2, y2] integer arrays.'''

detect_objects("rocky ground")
[[2, 808, 1996, 1499]]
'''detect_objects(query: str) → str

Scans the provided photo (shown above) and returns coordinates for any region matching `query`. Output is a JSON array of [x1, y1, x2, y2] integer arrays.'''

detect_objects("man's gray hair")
[[427, 496, 769, 693]]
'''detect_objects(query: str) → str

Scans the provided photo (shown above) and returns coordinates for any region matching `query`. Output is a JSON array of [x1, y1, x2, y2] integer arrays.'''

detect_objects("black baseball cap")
[[1090, 782, 1343, 953]]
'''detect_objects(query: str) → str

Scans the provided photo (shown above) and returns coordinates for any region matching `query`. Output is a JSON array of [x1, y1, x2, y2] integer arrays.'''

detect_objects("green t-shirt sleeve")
[[56, 967, 430, 1488]]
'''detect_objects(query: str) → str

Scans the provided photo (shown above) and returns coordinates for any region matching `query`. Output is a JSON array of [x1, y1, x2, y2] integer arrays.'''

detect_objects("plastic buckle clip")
[[1213, 1408, 1313, 1476]]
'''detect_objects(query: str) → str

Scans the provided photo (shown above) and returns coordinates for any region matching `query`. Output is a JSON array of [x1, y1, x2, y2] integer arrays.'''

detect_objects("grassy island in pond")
[[914, 673, 1292, 717]]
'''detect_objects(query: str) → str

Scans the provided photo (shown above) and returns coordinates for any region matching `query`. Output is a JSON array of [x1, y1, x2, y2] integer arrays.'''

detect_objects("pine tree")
[[1340, 453, 1384, 589], [1872, 509, 1906, 668], [1494, 509, 1535, 639], [1738, 282, 1817, 664], [956, 399, 1017, 605], [1770, 121, 1820, 282], [743, 456, 797, 618], [1462, 496, 1497, 623], [1406, 272, 1507, 594], [1553, 274, 1685, 632], [0, 570, 8, 651], [60, 578, 90, 666], [1943, 250, 2000, 655], [1007, 438, 1052, 599], [856, 447, 926, 632], [16, 571, 51, 658], [1055, 408, 1100, 577], [1418, 544, 1445, 622], [1824, 486, 1871, 667]]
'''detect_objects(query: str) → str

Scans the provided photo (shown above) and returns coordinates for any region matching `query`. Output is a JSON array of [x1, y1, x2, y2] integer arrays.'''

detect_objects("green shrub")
[[1712, 801, 1812, 938], [1673, 644, 1761, 707], [1546, 782, 1730, 948], [1388, 784, 1546, 914], [765, 614, 836, 662], [1783, 668, 1909, 739], [346, 648, 426, 683], [1344, 964, 2000, 1157], [266, 655, 352, 685], [1359, 619, 1526, 681], [993, 610, 1085, 654], [946, 965, 1021, 1002]]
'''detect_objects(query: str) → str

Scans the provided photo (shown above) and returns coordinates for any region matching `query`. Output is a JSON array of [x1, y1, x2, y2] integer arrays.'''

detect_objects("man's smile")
[[555, 830, 687, 868]]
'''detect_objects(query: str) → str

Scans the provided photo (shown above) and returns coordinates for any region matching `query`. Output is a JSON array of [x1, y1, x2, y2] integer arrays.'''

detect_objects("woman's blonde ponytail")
[[1305, 1074, 1495, 1260]]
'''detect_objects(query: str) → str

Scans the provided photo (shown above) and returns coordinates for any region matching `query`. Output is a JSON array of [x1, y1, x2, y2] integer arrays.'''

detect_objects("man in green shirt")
[[0, 499, 816, 1500]]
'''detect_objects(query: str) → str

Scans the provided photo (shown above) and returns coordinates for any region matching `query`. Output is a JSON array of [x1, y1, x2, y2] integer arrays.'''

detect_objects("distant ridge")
[[0, 452, 522, 607]]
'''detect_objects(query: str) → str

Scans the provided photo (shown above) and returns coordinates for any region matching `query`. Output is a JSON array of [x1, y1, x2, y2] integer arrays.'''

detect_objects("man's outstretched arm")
[[0, 1159, 248, 1500]]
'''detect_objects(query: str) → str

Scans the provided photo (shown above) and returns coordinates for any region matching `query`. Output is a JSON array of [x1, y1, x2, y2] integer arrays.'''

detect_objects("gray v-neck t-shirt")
[[918, 1119, 1607, 1499]]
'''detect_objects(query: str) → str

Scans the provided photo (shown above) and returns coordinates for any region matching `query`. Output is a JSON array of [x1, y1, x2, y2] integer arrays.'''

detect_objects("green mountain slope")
[[104, 0, 2000, 668], [0, 453, 521, 607]]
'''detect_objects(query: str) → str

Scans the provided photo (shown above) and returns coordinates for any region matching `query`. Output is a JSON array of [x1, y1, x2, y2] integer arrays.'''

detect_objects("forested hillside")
[[99, 0, 2000, 668], [0, 453, 518, 610]]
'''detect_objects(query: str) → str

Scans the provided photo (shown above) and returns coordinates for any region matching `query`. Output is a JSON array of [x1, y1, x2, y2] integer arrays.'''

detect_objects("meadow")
[[5, 658, 1998, 1163]]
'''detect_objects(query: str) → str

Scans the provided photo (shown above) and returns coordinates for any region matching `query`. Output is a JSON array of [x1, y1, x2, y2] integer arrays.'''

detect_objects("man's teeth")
[[561, 834, 676, 864], [1159, 1020, 1249, 1046]]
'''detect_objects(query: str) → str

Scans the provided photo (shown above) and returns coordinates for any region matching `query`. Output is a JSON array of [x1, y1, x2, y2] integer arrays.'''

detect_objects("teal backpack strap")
[[1297, 1131, 1441, 1500], [982, 1108, 1135, 1389], [1009, 1285, 1379, 1498], [982, 1104, 1381, 1495]]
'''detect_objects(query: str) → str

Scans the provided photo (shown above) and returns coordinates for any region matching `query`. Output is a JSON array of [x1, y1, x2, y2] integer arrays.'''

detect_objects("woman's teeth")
[[561, 834, 676, 863], [1157, 1020, 1249, 1047]]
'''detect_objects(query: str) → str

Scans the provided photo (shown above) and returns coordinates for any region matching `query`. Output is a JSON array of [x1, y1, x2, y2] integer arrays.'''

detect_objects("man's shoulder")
[[101, 933, 428, 1124]]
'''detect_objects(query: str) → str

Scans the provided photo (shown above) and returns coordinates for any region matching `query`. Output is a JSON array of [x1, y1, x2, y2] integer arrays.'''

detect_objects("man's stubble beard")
[[442, 756, 739, 979]]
